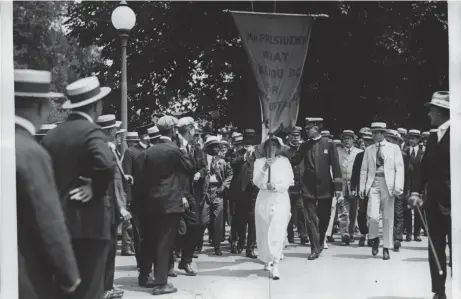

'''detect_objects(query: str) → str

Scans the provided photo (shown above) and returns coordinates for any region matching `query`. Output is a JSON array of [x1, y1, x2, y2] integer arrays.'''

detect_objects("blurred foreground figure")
[[15, 69, 81, 299]]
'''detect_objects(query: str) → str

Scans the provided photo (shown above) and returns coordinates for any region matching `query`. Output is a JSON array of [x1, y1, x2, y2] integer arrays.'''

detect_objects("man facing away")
[[337, 130, 363, 245], [43, 76, 115, 299], [359, 122, 404, 260], [290, 117, 343, 261], [15, 69, 81, 299]]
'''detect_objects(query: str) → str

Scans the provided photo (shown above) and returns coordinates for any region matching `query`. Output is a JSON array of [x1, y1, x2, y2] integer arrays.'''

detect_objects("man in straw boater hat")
[[286, 126, 309, 245], [408, 91, 451, 299], [383, 129, 409, 253], [14, 69, 81, 299], [135, 123, 151, 148], [336, 129, 363, 246], [199, 136, 233, 256], [350, 130, 374, 247], [42, 75, 116, 299], [359, 122, 404, 260], [147, 125, 162, 146], [136, 115, 195, 295], [289, 117, 343, 260], [402, 129, 425, 243], [35, 123, 56, 143], [95, 114, 132, 299], [397, 127, 410, 152], [321, 130, 333, 140]]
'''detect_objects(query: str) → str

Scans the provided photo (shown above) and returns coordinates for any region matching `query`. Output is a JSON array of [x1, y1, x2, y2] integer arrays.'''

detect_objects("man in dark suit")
[[290, 118, 343, 260], [403, 129, 424, 242], [43, 76, 115, 299], [228, 129, 259, 258], [137, 116, 195, 295], [350, 132, 374, 247], [35, 123, 56, 143], [409, 91, 451, 299], [15, 69, 81, 299]]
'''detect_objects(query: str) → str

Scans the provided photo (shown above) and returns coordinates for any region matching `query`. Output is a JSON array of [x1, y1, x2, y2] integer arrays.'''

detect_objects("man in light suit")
[[337, 130, 363, 245], [359, 122, 404, 260]]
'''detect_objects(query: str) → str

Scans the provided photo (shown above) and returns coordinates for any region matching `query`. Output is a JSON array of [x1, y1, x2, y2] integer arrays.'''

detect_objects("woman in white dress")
[[253, 136, 294, 280]]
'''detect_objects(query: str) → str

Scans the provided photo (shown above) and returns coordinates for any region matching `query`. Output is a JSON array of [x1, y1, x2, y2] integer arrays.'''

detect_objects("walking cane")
[[415, 204, 443, 276]]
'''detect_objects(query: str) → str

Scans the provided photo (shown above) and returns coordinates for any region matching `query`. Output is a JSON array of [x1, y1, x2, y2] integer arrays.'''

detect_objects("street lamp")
[[111, 0, 136, 154]]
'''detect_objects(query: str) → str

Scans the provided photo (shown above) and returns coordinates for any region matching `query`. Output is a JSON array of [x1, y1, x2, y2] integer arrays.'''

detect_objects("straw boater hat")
[[370, 122, 387, 132], [384, 129, 401, 142], [96, 114, 118, 129], [397, 128, 408, 137], [147, 126, 161, 140], [36, 123, 57, 136], [361, 131, 373, 140], [424, 91, 450, 110], [321, 130, 332, 138], [62, 76, 111, 109], [126, 132, 140, 142], [116, 121, 126, 134], [407, 129, 421, 138], [205, 136, 221, 148], [430, 129, 438, 133], [339, 130, 356, 139], [14, 69, 64, 98], [359, 127, 371, 135], [243, 129, 258, 145], [422, 131, 430, 139]]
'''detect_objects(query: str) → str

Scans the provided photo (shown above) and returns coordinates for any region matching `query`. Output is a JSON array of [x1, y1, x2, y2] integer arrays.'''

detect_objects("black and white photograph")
[[1, 1, 460, 299]]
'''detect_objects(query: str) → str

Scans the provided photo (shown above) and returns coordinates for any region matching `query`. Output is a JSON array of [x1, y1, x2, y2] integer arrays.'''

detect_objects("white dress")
[[253, 156, 294, 264]]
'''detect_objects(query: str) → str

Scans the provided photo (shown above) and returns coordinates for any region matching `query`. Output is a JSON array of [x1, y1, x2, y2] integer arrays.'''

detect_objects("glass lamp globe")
[[111, 3, 136, 31]]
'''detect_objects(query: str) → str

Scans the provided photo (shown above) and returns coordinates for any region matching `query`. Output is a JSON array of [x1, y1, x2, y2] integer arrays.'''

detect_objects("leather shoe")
[[342, 235, 350, 245], [288, 237, 295, 243], [168, 268, 178, 277], [121, 249, 135, 256], [371, 238, 379, 256], [383, 248, 390, 260], [246, 249, 257, 259], [327, 236, 335, 243], [432, 293, 447, 299], [214, 247, 223, 256], [405, 235, 412, 242], [359, 236, 366, 247], [138, 274, 155, 288], [414, 235, 422, 242], [349, 236, 355, 243], [230, 242, 238, 253], [300, 237, 309, 245], [152, 283, 178, 296], [307, 252, 319, 260], [195, 246, 203, 253], [178, 262, 197, 276], [236, 244, 244, 254], [393, 241, 401, 252]]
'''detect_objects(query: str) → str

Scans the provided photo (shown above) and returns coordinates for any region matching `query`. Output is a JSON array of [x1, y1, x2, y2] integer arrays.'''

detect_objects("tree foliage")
[[65, 1, 447, 133], [13, 1, 104, 123]]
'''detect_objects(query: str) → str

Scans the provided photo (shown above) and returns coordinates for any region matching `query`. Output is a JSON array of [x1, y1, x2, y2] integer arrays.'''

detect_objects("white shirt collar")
[[438, 120, 450, 131], [108, 141, 116, 150], [139, 141, 147, 149], [160, 136, 172, 141], [377, 139, 387, 146], [15, 116, 36, 136], [70, 111, 94, 123]]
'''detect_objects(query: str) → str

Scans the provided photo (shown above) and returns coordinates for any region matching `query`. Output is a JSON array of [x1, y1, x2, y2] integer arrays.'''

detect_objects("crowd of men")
[[16, 68, 450, 299]]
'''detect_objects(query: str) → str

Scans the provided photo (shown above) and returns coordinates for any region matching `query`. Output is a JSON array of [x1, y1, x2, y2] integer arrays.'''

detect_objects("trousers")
[[287, 193, 307, 240], [403, 208, 422, 237], [367, 176, 394, 248], [393, 195, 404, 242], [235, 191, 257, 249], [325, 197, 338, 238], [338, 196, 358, 238], [357, 197, 369, 235], [303, 196, 333, 254]]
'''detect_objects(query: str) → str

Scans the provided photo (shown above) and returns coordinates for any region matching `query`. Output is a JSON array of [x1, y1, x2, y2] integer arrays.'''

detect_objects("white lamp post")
[[111, 0, 136, 154]]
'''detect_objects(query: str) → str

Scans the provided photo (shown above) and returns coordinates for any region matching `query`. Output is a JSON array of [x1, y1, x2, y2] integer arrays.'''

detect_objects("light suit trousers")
[[326, 197, 338, 237], [367, 176, 394, 248]]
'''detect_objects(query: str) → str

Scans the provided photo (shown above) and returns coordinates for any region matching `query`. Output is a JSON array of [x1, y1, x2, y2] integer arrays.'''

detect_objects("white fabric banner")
[[230, 11, 313, 140]]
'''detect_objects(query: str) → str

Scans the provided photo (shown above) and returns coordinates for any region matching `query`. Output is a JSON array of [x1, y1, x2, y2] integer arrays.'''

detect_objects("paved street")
[[115, 233, 452, 299]]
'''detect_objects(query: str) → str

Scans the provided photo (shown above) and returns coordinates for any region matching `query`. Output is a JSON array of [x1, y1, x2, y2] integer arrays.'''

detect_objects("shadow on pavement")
[[196, 268, 270, 278], [331, 254, 379, 260], [402, 257, 427, 262], [367, 297, 426, 299], [115, 265, 138, 272]]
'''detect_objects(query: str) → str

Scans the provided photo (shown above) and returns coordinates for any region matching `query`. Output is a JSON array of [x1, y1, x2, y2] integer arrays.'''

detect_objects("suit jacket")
[[121, 143, 147, 205], [350, 151, 365, 193], [359, 140, 405, 196], [43, 113, 115, 240], [138, 138, 195, 214], [202, 153, 233, 194], [338, 146, 363, 195], [420, 127, 450, 213], [16, 125, 80, 299], [290, 138, 343, 200], [405, 146, 424, 193], [288, 144, 305, 195]]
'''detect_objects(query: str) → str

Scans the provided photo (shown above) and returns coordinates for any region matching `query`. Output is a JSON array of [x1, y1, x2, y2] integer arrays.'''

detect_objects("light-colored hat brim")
[[205, 140, 221, 148], [100, 123, 117, 130], [339, 133, 356, 139], [424, 102, 450, 110], [15, 91, 64, 98], [149, 135, 161, 140], [117, 129, 127, 134], [61, 87, 111, 109]]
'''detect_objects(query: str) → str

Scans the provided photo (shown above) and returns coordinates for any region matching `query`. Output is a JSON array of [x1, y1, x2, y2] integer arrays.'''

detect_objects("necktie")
[[411, 148, 416, 159], [376, 143, 384, 167], [210, 156, 216, 175]]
